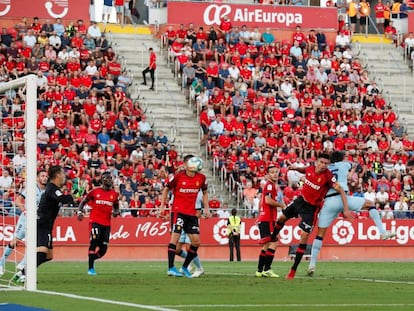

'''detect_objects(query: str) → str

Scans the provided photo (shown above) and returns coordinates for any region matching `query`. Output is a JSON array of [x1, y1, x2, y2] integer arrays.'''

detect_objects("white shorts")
[[178, 231, 191, 244], [14, 212, 26, 241], [124, 3, 131, 16], [318, 195, 365, 228], [103, 5, 113, 15]]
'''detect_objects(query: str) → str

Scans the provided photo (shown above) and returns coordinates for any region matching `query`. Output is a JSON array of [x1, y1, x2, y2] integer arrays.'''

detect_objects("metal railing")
[[141, 41, 149, 67]]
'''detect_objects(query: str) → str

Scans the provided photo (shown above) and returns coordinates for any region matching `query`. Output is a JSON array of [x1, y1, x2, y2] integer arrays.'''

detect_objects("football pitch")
[[1, 261, 414, 311]]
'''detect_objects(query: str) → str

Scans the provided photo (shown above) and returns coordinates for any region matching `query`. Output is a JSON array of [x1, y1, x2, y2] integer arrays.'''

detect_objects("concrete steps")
[[111, 33, 225, 197], [357, 41, 414, 135]]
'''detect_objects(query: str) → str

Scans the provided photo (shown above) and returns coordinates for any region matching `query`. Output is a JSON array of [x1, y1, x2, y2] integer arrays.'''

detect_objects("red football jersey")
[[258, 180, 279, 222], [301, 166, 334, 208], [167, 171, 208, 216], [87, 188, 119, 226]]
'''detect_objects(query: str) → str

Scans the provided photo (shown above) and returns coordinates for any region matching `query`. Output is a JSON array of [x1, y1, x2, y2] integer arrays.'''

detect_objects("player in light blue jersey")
[[307, 151, 396, 276], [0, 170, 48, 281]]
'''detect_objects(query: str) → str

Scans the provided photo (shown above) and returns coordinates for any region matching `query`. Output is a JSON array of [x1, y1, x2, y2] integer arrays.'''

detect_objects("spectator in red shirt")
[[141, 47, 156, 90], [219, 15, 232, 43]]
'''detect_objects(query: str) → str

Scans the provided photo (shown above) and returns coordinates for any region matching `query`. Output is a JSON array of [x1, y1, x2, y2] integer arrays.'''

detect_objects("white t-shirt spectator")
[[12, 152, 26, 173], [88, 24, 102, 39], [85, 64, 98, 76], [217, 209, 230, 218], [0, 172, 13, 190], [228, 66, 240, 80], [335, 34, 350, 47], [209, 118, 224, 136], [42, 116, 56, 130], [376, 189, 389, 204], [23, 34, 37, 47], [58, 50, 69, 62], [68, 49, 80, 59], [364, 189, 376, 202], [138, 119, 152, 134], [36, 74, 48, 89], [49, 34, 61, 49]]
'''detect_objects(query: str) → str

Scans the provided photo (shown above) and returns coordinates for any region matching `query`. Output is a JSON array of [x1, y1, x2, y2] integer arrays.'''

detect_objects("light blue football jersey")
[[20, 185, 45, 208], [326, 161, 352, 196]]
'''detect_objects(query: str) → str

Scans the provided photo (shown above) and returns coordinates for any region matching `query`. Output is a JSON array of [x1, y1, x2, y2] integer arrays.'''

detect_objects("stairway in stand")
[[352, 34, 414, 135]]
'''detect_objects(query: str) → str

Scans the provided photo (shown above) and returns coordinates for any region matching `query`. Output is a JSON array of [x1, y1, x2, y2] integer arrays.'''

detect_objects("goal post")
[[0, 74, 38, 291]]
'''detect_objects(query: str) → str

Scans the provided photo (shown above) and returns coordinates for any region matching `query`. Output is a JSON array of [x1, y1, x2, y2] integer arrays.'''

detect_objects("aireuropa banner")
[[1, 217, 412, 246], [0, 0, 89, 21], [167, 2, 338, 30]]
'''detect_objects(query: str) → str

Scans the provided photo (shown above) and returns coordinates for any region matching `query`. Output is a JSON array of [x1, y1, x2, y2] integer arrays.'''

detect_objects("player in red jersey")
[[77, 171, 120, 276], [159, 156, 210, 278], [270, 153, 349, 279], [255, 166, 286, 278]]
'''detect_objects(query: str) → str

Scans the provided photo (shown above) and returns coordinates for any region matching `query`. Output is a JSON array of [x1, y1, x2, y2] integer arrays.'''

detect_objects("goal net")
[[0, 75, 38, 291]]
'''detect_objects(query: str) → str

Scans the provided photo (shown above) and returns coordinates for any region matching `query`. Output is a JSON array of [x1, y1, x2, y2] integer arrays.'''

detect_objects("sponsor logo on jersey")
[[304, 178, 321, 190], [96, 199, 114, 206]]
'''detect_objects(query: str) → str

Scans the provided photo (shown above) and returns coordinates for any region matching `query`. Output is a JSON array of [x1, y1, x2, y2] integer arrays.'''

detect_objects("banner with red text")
[[1, 217, 412, 246], [167, 2, 338, 30], [0, 0, 89, 21]]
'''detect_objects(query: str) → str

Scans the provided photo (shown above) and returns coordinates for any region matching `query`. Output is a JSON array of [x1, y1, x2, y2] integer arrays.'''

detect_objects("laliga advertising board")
[[1, 217, 413, 246], [167, 2, 338, 30], [0, 0, 89, 21]]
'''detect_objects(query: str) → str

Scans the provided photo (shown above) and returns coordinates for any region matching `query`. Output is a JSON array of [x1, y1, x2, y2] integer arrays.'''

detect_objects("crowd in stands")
[[1, 14, 414, 220], [165, 17, 414, 219], [0, 17, 189, 218]]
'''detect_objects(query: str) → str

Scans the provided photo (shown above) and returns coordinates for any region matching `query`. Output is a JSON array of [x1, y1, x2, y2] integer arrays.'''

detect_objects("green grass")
[[1, 261, 414, 311]]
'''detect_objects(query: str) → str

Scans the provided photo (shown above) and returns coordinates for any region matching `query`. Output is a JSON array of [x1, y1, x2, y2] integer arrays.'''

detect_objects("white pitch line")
[[35, 271, 414, 285], [343, 277, 414, 285], [165, 304, 414, 308], [35, 290, 180, 311]]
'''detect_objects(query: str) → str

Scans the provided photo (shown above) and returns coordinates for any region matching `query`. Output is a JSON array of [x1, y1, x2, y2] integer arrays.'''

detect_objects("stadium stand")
[[1, 12, 414, 220], [161, 16, 414, 219]]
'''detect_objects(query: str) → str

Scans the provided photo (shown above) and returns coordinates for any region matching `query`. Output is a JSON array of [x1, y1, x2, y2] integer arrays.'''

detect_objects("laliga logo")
[[332, 220, 355, 245], [45, 0, 69, 19], [213, 219, 229, 244], [203, 4, 232, 26], [0, 0, 11, 17]]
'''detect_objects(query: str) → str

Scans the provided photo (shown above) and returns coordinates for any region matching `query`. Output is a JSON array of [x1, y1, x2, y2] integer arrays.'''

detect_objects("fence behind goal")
[[0, 75, 37, 291]]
